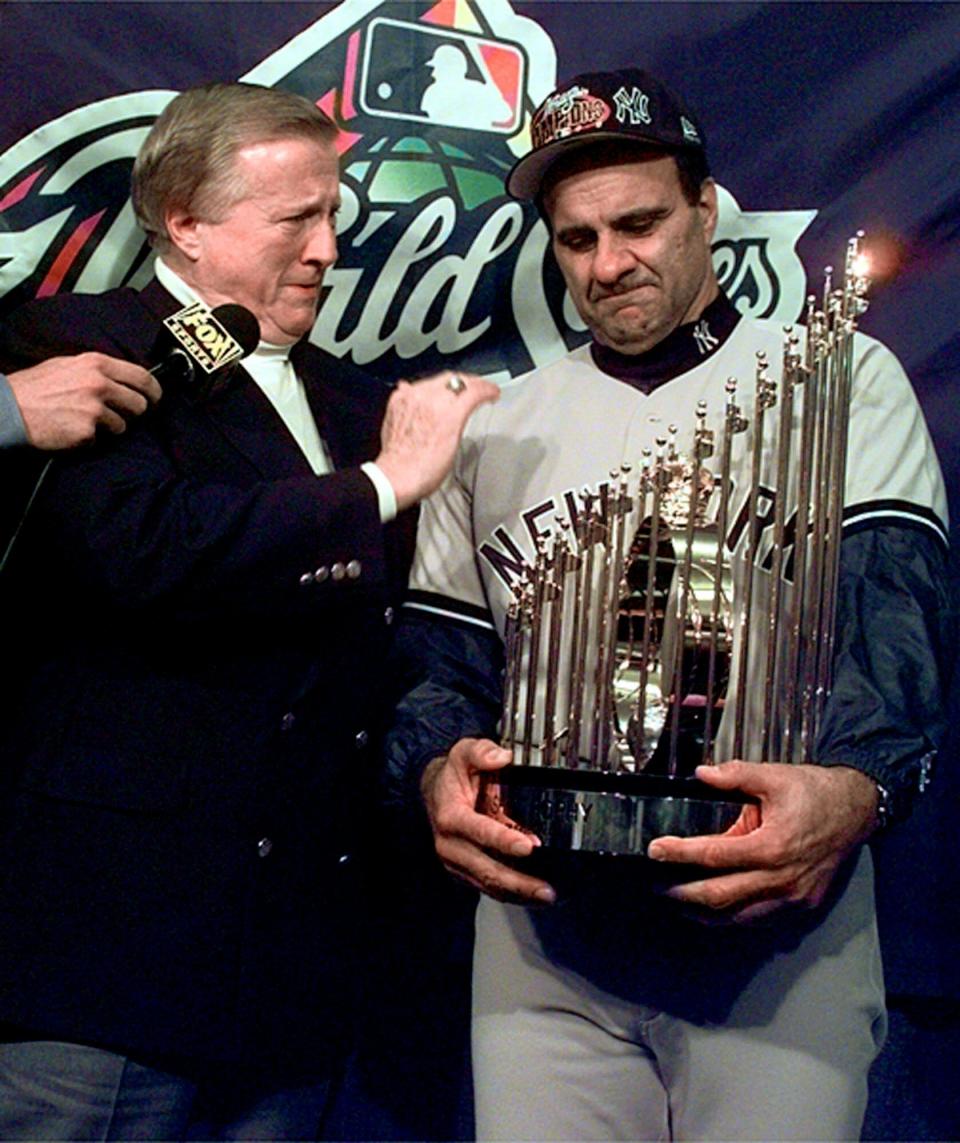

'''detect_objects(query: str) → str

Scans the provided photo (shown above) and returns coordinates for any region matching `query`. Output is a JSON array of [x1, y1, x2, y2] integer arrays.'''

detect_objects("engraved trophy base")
[[490, 765, 755, 857]]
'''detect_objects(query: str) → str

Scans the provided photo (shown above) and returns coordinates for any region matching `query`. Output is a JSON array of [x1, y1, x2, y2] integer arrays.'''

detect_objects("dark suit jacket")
[[0, 282, 416, 1073]]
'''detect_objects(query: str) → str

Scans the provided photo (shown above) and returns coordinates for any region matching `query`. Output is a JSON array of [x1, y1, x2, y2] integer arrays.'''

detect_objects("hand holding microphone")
[[6, 303, 260, 452], [8, 353, 161, 451]]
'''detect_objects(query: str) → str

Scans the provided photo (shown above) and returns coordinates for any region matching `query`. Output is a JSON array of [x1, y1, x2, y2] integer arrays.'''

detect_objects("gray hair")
[[132, 82, 339, 250]]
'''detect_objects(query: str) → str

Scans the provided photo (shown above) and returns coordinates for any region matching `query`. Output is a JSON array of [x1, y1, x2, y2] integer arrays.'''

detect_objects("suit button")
[[331, 562, 346, 581], [346, 559, 362, 579], [299, 571, 314, 587], [280, 712, 296, 732], [354, 729, 369, 750], [384, 606, 395, 626], [315, 566, 330, 583], [257, 837, 273, 858]]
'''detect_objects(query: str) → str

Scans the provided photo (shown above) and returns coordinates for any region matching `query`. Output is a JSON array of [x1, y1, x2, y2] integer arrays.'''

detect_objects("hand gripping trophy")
[[482, 236, 871, 856]]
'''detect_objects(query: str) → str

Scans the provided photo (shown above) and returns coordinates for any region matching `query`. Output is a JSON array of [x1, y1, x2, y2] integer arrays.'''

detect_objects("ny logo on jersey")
[[613, 86, 651, 126], [692, 319, 719, 354]]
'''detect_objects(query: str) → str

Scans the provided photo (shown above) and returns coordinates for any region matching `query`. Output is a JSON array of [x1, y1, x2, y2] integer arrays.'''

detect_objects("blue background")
[[1, 2, 958, 1136]]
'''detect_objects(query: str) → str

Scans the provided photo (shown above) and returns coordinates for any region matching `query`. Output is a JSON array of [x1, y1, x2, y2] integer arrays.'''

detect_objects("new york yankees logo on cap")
[[507, 66, 705, 201]]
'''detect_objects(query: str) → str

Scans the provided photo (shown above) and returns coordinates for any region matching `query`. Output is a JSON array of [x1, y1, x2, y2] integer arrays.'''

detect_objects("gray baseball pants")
[[472, 848, 885, 1142]]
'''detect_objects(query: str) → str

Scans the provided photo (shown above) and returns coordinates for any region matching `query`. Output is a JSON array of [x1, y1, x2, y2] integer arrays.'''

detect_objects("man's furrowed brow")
[[555, 222, 596, 244], [613, 206, 670, 230]]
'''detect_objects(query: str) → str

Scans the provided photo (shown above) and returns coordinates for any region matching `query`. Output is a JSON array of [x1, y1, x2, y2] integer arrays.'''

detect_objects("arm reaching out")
[[8, 353, 161, 449]]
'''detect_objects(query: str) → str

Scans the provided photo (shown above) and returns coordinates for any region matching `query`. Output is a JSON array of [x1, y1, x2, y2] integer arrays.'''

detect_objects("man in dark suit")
[[0, 81, 496, 1140]]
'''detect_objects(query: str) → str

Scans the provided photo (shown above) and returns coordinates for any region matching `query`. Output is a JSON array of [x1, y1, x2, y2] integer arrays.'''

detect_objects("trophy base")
[[492, 765, 755, 857]]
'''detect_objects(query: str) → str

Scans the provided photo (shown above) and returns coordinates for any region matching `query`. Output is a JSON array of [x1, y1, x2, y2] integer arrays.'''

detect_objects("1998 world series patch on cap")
[[507, 67, 705, 201]]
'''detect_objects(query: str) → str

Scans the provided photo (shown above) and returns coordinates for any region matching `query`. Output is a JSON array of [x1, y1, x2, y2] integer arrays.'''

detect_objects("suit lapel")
[[137, 281, 313, 479], [292, 340, 388, 471], [139, 283, 390, 479], [202, 373, 314, 479]]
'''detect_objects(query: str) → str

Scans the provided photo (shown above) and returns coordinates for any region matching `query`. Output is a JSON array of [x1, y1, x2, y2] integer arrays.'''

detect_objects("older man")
[[388, 68, 951, 1140], [0, 82, 495, 1140]]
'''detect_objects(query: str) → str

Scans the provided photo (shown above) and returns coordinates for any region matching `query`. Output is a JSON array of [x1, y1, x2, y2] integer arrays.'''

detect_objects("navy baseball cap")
[[506, 67, 706, 201]]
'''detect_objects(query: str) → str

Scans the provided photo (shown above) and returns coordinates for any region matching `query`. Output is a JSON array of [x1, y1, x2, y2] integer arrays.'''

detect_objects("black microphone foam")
[[210, 304, 261, 360], [151, 302, 261, 386]]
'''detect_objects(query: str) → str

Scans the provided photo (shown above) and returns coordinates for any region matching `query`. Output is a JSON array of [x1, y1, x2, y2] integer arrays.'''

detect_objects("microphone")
[[151, 302, 261, 386], [2, 304, 261, 579]]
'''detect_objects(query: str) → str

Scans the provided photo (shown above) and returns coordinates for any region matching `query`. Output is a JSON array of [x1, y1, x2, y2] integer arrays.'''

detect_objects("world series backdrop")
[[1, 0, 958, 995]]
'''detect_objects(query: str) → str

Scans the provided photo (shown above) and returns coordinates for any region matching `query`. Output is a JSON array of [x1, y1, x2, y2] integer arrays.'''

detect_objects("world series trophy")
[[480, 235, 871, 857]]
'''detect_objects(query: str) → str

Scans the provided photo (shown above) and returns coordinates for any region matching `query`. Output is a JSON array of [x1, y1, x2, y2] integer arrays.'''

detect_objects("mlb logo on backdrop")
[[0, 0, 814, 379], [349, 16, 524, 134]]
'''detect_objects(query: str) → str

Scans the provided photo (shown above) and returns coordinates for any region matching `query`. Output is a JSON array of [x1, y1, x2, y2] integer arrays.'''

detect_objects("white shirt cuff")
[[360, 461, 398, 523]]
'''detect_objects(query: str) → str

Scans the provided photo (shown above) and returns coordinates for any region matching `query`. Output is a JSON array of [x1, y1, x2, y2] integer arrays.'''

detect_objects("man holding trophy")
[[388, 67, 951, 1140]]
